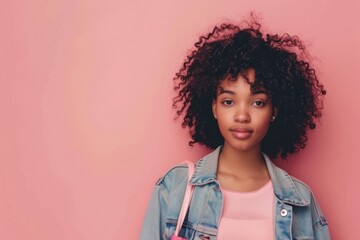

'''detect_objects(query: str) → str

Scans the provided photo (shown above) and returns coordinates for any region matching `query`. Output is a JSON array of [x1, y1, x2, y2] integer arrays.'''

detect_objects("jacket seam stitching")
[[156, 165, 188, 185]]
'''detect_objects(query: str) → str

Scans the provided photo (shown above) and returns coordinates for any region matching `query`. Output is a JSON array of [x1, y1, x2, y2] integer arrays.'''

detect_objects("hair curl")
[[173, 21, 325, 159]]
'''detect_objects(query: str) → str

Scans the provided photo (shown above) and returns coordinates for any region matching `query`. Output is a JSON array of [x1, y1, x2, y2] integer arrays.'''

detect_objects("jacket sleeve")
[[311, 193, 331, 240], [315, 225, 331, 240], [140, 181, 170, 240], [140, 164, 190, 240]]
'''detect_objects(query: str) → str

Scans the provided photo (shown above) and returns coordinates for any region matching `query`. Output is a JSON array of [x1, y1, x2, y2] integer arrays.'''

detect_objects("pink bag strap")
[[173, 161, 195, 237]]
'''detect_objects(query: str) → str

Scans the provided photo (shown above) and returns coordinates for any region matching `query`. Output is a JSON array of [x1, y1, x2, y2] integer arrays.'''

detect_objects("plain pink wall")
[[1, 0, 359, 239]]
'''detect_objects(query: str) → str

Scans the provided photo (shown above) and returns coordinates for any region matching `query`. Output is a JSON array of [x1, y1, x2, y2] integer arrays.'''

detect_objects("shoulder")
[[155, 162, 192, 186], [290, 175, 330, 233], [267, 159, 315, 205], [155, 147, 220, 188], [290, 176, 314, 202]]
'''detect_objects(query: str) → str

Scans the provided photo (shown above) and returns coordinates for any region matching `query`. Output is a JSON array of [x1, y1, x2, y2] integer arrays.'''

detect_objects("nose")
[[234, 105, 250, 123]]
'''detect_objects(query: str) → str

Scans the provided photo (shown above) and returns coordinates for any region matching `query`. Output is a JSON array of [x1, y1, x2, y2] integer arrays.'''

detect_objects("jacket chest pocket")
[[180, 228, 216, 240], [192, 231, 216, 240], [165, 220, 216, 240], [181, 224, 217, 240]]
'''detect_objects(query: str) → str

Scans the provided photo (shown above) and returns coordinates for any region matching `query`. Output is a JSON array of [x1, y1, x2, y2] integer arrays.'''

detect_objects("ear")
[[273, 107, 278, 118], [212, 99, 217, 119], [271, 107, 278, 122]]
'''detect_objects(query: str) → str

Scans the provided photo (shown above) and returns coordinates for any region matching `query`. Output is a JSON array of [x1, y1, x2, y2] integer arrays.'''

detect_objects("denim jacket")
[[141, 146, 330, 240]]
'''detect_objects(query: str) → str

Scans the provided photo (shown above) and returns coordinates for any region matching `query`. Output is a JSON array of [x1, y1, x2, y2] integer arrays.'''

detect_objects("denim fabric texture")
[[140, 146, 331, 240]]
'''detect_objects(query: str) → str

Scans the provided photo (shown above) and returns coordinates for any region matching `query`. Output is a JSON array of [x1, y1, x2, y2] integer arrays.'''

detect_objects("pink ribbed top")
[[217, 181, 274, 240]]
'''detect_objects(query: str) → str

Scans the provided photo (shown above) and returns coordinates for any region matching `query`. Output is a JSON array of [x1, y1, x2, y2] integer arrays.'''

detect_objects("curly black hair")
[[173, 21, 326, 159]]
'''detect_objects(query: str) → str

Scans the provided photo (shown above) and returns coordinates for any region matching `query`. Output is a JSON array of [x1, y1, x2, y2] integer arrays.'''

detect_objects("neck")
[[218, 143, 268, 179]]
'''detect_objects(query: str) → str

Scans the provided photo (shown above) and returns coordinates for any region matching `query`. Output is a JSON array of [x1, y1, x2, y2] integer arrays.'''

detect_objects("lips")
[[230, 127, 253, 140]]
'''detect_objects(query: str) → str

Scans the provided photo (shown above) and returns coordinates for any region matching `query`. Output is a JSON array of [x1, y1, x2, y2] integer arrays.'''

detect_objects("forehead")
[[218, 77, 250, 89], [217, 69, 266, 92]]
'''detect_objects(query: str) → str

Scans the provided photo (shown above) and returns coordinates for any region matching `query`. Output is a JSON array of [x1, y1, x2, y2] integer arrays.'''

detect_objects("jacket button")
[[280, 209, 288, 217]]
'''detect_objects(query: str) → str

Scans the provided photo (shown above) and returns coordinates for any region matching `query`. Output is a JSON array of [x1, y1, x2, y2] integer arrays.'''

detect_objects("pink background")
[[1, 0, 359, 239]]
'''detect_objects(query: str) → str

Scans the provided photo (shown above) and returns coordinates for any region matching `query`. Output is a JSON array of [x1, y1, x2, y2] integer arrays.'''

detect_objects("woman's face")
[[212, 69, 275, 153]]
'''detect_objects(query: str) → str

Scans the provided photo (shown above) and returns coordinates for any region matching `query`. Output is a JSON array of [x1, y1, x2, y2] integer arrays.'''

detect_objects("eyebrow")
[[217, 89, 235, 96], [251, 89, 269, 95], [217, 88, 269, 96]]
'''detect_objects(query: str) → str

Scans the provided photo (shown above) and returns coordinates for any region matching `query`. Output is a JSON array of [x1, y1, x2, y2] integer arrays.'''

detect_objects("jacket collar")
[[189, 146, 309, 206]]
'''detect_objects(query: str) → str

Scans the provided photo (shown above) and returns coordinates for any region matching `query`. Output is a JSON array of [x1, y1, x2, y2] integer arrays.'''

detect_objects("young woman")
[[141, 20, 330, 240]]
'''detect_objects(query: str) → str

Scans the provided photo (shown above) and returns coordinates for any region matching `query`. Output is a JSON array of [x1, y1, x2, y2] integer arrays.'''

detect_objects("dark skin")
[[212, 69, 276, 192], [217, 147, 270, 192]]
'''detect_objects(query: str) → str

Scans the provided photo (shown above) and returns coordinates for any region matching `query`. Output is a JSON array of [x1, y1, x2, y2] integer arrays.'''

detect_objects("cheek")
[[256, 118, 272, 134], [216, 117, 227, 131], [253, 111, 272, 129], [216, 113, 231, 134]]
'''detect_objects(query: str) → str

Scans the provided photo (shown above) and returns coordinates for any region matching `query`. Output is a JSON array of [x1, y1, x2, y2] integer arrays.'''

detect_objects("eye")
[[221, 99, 234, 106], [252, 100, 266, 107]]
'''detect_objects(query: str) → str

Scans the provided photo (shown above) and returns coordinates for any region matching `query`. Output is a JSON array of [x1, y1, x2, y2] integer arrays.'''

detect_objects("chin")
[[226, 141, 259, 152]]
